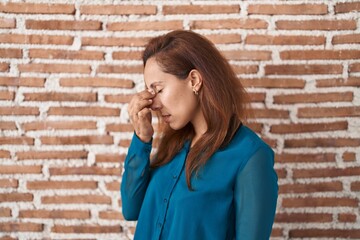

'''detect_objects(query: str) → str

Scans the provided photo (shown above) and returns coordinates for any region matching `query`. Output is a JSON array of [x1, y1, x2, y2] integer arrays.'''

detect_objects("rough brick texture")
[[0, 0, 359, 239]]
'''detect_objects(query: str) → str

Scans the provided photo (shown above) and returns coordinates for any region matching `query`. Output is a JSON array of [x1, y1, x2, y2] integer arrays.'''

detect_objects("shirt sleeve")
[[234, 145, 278, 240], [120, 133, 152, 221]]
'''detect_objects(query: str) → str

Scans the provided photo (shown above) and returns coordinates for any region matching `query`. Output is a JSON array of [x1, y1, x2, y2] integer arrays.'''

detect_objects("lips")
[[161, 114, 171, 123]]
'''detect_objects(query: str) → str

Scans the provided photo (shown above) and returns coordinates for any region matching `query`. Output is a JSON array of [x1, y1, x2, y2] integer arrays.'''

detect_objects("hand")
[[128, 89, 155, 143]]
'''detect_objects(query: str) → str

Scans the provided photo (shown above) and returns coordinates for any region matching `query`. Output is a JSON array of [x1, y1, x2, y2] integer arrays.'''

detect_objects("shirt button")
[[172, 175, 177, 179], [164, 198, 167, 203], [157, 222, 162, 228]]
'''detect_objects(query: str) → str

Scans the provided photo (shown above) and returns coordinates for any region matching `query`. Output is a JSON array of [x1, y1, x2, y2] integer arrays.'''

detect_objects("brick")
[[105, 95, 133, 104], [0, 165, 41, 174], [0, 193, 33, 202], [0, 222, 43, 232], [283, 197, 358, 208], [18, 63, 91, 74], [0, 49, 22, 58], [274, 92, 353, 104], [265, 64, 342, 75], [48, 107, 119, 116], [351, 181, 360, 191], [80, 5, 156, 15], [82, 36, 149, 47], [275, 168, 287, 178], [52, 224, 122, 233], [231, 65, 259, 74], [99, 210, 123, 220], [279, 181, 342, 194], [298, 106, 360, 118], [349, 63, 360, 73], [271, 228, 283, 237], [222, 50, 271, 61], [24, 92, 97, 102], [26, 20, 102, 31], [19, 210, 90, 219], [22, 121, 97, 131], [246, 122, 263, 133], [248, 4, 327, 15], [108, 20, 183, 31], [285, 138, 360, 148], [17, 150, 87, 160], [335, 2, 360, 13], [97, 65, 143, 74], [119, 139, 131, 148], [190, 19, 268, 30], [0, 149, 11, 157], [0, 77, 45, 87], [338, 213, 357, 222], [0, 3, 74, 14], [343, 152, 356, 162], [252, 109, 289, 119], [0, 18, 15, 28], [293, 167, 360, 179], [332, 34, 360, 44], [289, 229, 360, 238], [276, 20, 356, 30], [271, 121, 348, 134], [27, 180, 97, 190], [0, 63, 9, 72], [163, 5, 240, 14], [60, 77, 134, 88], [0, 107, 39, 116], [0, 235, 16, 240], [29, 49, 104, 60], [0, 34, 73, 45], [248, 92, 266, 103], [275, 213, 332, 222], [316, 77, 360, 87], [95, 154, 125, 163], [112, 51, 142, 60], [41, 135, 113, 145], [245, 34, 325, 45], [49, 166, 120, 176], [106, 123, 134, 132], [0, 208, 11, 217], [0, 91, 14, 100], [276, 153, 336, 163], [0, 137, 34, 145], [105, 181, 120, 191], [0, 122, 17, 130], [42, 194, 111, 204], [240, 77, 305, 88], [280, 50, 360, 60], [0, 179, 18, 188], [205, 34, 242, 44]]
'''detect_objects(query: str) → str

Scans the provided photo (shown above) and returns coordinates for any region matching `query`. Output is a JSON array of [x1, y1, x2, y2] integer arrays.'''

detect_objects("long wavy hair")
[[143, 30, 250, 189]]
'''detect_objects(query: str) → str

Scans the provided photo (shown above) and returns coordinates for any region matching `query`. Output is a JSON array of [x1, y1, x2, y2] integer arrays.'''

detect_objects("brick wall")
[[0, 0, 359, 239]]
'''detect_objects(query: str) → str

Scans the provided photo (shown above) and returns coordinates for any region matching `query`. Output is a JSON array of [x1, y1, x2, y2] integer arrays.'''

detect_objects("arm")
[[234, 146, 278, 240], [120, 133, 152, 221]]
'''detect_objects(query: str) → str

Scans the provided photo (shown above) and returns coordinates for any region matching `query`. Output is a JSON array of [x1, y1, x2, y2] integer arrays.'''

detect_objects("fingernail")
[[148, 89, 155, 94]]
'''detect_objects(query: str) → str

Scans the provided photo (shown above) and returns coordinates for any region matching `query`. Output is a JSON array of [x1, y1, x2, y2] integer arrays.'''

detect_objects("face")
[[144, 58, 201, 130]]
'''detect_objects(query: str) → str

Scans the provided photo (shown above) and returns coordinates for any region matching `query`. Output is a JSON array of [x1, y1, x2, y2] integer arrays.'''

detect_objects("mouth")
[[161, 114, 171, 123]]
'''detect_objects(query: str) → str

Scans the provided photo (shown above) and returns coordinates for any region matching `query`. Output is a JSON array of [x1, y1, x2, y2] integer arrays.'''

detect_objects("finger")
[[137, 107, 151, 120], [137, 89, 156, 100], [129, 98, 153, 116]]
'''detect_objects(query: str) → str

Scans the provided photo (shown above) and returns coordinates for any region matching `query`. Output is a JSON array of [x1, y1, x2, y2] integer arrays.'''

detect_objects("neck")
[[190, 109, 207, 147]]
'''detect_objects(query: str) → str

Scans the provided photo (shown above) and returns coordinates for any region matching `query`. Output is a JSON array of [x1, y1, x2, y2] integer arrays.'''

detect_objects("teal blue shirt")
[[121, 125, 278, 240]]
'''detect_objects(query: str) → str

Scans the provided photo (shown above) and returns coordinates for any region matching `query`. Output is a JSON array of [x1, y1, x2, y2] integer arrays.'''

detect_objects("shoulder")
[[222, 125, 274, 171]]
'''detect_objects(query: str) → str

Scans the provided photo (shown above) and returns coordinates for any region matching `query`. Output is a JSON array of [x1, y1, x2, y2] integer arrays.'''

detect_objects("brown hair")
[[143, 30, 250, 189]]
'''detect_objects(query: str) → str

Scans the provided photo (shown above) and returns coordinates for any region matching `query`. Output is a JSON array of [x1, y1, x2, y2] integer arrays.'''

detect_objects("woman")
[[121, 30, 278, 240]]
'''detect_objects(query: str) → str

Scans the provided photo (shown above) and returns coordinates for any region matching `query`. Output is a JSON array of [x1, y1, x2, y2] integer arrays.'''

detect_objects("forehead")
[[143, 58, 166, 88]]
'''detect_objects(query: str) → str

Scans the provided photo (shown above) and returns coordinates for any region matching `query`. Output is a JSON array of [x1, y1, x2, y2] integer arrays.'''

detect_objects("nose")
[[150, 95, 161, 111]]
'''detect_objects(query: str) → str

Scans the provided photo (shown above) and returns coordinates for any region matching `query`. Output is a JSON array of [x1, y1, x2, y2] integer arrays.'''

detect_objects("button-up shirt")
[[121, 125, 278, 240]]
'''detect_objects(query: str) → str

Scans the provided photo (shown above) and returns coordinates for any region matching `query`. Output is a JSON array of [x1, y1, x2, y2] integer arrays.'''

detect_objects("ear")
[[188, 69, 203, 92]]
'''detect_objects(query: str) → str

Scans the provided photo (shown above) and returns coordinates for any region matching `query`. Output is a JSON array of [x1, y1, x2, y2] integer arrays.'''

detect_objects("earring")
[[193, 88, 198, 95]]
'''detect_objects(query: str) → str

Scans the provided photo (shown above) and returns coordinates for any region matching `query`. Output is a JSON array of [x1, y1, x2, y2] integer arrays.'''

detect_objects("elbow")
[[122, 207, 139, 221]]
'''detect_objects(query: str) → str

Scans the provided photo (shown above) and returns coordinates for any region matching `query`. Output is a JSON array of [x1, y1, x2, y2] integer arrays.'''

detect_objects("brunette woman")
[[121, 30, 278, 240]]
